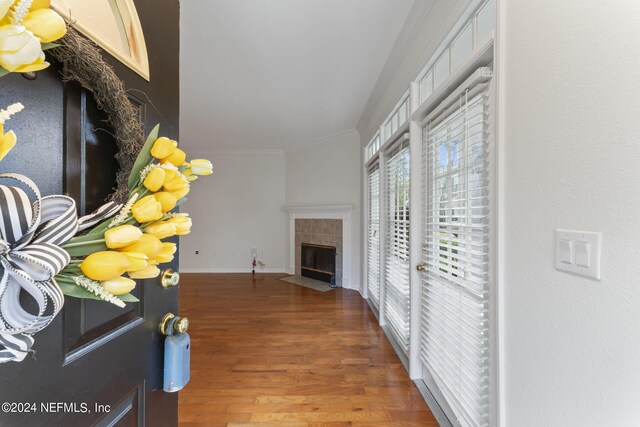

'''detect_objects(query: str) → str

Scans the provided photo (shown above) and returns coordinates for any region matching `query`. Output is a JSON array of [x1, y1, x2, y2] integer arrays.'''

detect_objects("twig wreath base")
[[0, 9, 213, 363], [48, 26, 145, 204]]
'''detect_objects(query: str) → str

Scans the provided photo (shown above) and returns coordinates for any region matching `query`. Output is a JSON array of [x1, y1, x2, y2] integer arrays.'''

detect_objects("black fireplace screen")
[[301, 243, 336, 285]]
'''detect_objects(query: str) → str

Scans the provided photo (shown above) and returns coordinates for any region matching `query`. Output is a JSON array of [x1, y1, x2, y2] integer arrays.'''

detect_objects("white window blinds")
[[384, 140, 411, 353], [420, 79, 491, 427], [366, 164, 381, 307]]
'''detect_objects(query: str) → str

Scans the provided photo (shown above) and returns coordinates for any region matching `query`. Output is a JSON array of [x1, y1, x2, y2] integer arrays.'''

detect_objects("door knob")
[[161, 269, 180, 288], [159, 313, 189, 335], [416, 264, 426, 272]]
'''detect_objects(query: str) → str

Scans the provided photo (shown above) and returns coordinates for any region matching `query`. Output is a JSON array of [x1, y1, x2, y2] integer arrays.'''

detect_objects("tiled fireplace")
[[284, 204, 354, 289], [295, 219, 343, 286]]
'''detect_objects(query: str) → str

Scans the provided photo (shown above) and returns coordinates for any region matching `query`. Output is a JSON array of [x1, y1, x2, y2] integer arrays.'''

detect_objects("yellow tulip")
[[30, 0, 51, 10], [162, 169, 180, 189], [162, 242, 177, 254], [169, 186, 190, 200], [128, 265, 161, 279], [0, 3, 11, 22], [156, 242, 176, 263], [11, 55, 47, 72], [104, 224, 142, 249], [121, 251, 149, 272], [182, 168, 198, 182], [162, 168, 177, 182], [22, 8, 66, 43], [0, 124, 16, 161], [163, 173, 189, 191], [80, 251, 130, 281], [1, 1, 53, 24], [161, 148, 186, 167], [101, 276, 136, 296], [190, 159, 213, 176], [155, 254, 173, 264], [8, 46, 47, 73], [0, 24, 47, 72], [154, 192, 177, 212], [119, 234, 163, 259], [143, 167, 165, 192], [131, 195, 163, 223], [150, 137, 177, 159], [168, 215, 192, 236], [144, 221, 177, 239]]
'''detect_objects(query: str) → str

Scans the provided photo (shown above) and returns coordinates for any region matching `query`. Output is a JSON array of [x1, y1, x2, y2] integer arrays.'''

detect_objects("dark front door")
[[0, 1, 180, 425]]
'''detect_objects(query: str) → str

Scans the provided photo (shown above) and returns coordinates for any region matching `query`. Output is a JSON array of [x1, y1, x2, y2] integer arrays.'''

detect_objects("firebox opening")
[[301, 243, 337, 287]]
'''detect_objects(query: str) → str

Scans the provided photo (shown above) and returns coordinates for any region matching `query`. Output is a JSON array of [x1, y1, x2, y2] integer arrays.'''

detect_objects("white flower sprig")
[[9, 0, 32, 25], [139, 162, 178, 183], [74, 276, 126, 308], [0, 102, 24, 125], [108, 193, 139, 228], [163, 212, 189, 219], [138, 163, 156, 182]]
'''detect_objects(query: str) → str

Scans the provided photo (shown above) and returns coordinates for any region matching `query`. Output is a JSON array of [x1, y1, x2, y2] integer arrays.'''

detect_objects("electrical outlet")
[[251, 247, 257, 257], [195, 250, 199, 255]]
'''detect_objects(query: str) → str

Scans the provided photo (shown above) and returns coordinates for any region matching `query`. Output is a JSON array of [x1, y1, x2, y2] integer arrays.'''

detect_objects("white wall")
[[285, 130, 362, 290], [357, 0, 472, 144], [180, 135, 360, 278], [499, 1, 640, 425], [180, 151, 287, 272], [285, 131, 361, 206]]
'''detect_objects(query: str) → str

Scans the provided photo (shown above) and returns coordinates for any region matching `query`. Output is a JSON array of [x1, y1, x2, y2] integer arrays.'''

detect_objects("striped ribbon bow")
[[0, 173, 121, 363]]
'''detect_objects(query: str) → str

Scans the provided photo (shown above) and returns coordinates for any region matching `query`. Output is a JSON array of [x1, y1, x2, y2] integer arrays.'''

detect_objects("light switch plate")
[[559, 239, 573, 264], [555, 230, 602, 280], [574, 241, 590, 268]]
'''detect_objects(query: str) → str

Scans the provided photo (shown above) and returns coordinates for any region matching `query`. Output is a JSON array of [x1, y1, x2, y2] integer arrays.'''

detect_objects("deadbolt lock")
[[161, 269, 180, 288]]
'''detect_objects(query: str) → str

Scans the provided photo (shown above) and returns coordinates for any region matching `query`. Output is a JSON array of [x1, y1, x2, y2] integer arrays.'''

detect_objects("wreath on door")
[[0, 0, 211, 363]]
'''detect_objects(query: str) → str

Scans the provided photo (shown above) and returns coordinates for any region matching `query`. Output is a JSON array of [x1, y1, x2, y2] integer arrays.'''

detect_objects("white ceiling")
[[180, 0, 415, 150]]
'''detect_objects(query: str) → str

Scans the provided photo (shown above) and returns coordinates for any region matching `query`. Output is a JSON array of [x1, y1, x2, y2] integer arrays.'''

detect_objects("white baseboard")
[[180, 268, 288, 274], [339, 282, 356, 291]]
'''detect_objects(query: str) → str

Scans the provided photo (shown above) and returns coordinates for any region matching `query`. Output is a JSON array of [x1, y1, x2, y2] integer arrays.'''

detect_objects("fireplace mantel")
[[283, 204, 355, 289]]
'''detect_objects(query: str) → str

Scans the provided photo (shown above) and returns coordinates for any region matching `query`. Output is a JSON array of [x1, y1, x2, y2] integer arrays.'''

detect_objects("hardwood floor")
[[178, 273, 437, 427]]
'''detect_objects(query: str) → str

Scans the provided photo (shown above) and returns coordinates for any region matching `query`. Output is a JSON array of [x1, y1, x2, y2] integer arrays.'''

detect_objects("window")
[[384, 140, 411, 353], [361, 1, 496, 422], [383, 121, 393, 142], [366, 133, 381, 162], [417, 0, 495, 105], [420, 71, 434, 104], [420, 75, 492, 427], [366, 164, 381, 306], [433, 50, 451, 89], [382, 94, 410, 144], [476, 0, 495, 45], [451, 23, 473, 71]]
